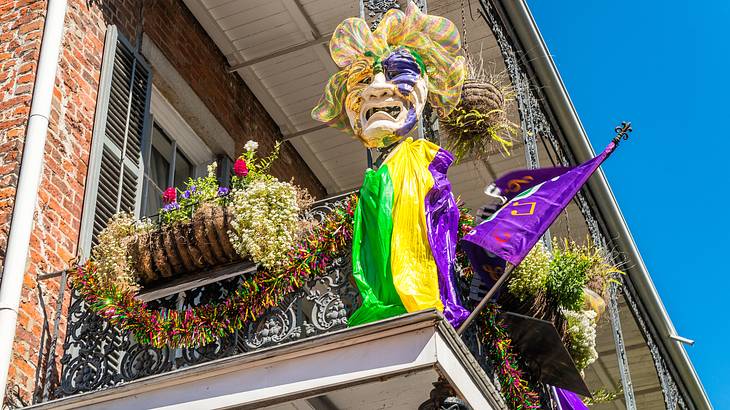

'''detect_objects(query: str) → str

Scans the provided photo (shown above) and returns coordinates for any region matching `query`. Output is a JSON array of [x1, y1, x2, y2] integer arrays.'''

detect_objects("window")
[[142, 86, 216, 216], [80, 26, 217, 255], [142, 123, 195, 216]]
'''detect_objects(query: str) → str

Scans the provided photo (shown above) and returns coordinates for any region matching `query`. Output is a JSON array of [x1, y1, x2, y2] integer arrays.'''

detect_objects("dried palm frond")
[[440, 55, 519, 162]]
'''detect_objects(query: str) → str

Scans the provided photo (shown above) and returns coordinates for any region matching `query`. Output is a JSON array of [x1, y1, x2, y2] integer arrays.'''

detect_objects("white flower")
[[563, 309, 598, 370], [244, 140, 259, 152], [207, 161, 218, 177], [228, 178, 300, 269]]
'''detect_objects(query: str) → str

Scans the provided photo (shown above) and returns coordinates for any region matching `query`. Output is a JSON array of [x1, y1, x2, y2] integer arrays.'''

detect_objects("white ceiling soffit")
[[183, 0, 521, 206]]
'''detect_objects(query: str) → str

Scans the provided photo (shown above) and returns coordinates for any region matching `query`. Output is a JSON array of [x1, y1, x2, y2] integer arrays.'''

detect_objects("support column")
[[607, 281, 637, 410]]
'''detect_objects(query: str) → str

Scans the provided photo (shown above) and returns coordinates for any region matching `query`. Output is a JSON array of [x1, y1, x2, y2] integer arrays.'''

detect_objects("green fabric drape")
[[348, 165, 406, 326]]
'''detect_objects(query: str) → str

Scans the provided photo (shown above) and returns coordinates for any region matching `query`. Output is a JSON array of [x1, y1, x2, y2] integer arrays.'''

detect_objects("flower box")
[[130, 204, 242, 286]]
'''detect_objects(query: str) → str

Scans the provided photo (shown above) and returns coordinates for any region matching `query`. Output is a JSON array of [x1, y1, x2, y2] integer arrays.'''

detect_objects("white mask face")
[[344, 49, 429, 148]]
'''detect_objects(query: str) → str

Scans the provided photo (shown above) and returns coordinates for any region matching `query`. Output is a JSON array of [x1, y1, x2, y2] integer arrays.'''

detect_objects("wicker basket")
[[130, 204, 242, 286], [460, 79, 506, 113]]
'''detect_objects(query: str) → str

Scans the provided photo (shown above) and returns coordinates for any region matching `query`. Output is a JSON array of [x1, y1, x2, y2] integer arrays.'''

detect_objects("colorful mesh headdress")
[[311, 2, 466, 136]]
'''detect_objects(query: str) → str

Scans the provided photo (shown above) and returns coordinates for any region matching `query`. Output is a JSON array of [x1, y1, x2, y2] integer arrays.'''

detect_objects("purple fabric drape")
[[425, 148, 469, 327], [554, 387, 589, 410]]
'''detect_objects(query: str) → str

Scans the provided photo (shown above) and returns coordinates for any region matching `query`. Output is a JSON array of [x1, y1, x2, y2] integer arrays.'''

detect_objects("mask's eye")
[[359, 76, 372, 85]]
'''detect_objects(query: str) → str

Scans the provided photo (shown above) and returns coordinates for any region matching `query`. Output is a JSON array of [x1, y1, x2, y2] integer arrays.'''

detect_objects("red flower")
[[234, 158, 249, 177], [162, 187, 176, 204]]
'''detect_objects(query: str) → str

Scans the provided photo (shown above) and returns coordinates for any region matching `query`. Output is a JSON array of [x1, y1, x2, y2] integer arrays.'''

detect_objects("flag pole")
[[456, 262, 514, 335], [456, 121, 633, 336]]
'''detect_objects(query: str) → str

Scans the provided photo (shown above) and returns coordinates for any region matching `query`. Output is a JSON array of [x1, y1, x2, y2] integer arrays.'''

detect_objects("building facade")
[[0, 0, 710, 409]]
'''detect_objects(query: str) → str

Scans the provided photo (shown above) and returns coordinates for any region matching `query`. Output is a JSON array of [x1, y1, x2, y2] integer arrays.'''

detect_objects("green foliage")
[[159, 162, 224, 225], [158, 140, 283, 226], [91, 213, 152, 292], [231, 141, 280, 189], [583, 388, 623, 406], [441, 107, 517, 162], [508, 238, 621, 312], [546, 241, 592, 311]]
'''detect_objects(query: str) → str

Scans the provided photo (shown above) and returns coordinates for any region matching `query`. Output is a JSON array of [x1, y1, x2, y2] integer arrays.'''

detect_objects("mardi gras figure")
[[312, 2, 470, 328]]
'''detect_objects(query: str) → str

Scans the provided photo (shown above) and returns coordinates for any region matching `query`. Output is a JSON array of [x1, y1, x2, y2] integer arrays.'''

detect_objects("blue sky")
[[526, 1, 729, 406]]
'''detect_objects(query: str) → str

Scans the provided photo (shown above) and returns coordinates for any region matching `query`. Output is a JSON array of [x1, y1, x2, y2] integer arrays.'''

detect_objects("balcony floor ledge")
[[28, 310, 506, 410]]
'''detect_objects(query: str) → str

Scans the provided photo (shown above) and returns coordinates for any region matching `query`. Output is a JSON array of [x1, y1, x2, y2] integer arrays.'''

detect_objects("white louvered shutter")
[[79, 26, 152, 255]]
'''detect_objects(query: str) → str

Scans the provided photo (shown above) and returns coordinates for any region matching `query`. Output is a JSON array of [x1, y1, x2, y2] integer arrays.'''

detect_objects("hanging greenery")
[[439, 57, 518, 162], [501, 237, 622, 371]]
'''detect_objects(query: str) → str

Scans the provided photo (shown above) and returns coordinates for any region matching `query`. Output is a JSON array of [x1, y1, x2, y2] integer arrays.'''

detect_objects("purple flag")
[[463, 142, 616, 266], [486, 166, 571, 202]]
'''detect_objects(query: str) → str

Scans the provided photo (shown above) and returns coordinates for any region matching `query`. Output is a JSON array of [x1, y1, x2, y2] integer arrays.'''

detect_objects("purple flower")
[[217, 187, 230, 197], [182, 185, 197, 200], [162, 202, 180, 212]]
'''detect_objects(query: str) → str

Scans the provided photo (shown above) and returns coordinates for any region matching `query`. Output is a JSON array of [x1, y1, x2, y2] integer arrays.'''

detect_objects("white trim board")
[[141, 34, 236, 160], [27, 311, 501, 410]]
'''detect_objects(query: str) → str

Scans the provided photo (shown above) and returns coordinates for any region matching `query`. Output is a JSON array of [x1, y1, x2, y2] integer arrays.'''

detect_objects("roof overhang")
[[181, 0, 525, 207], [491, 1, 711, 408], [28, 311, 505, 410]]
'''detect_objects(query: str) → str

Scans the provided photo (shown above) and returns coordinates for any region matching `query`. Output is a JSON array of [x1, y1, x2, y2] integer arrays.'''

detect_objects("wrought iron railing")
[[54, 194, 360, 398]]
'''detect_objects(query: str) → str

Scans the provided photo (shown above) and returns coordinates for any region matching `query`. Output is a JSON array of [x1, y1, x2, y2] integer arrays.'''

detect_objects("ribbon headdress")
[[311, 2, 466, 138]]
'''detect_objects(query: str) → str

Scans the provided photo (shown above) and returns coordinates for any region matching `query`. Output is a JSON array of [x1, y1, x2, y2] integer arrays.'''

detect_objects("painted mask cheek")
[[395, 106, 418, 136]]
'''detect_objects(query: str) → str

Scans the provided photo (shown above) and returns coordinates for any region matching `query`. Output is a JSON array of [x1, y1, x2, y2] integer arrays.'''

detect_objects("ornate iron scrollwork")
[[58, 292, 127, 396], [57, 195, 359, 399], [361, 0, 427, 29]]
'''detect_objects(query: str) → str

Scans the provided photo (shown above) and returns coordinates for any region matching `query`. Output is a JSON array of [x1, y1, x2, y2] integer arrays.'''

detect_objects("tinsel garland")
[[70, 195, 357, 348], [72, 196, 541, 409], [477, 306, 541, 409]]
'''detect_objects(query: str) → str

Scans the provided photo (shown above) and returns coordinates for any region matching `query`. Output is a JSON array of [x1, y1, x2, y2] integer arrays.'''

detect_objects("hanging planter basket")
[[460, 79, 506, 113], [130, 204, 242, 286], [439, 69, 518, 162]]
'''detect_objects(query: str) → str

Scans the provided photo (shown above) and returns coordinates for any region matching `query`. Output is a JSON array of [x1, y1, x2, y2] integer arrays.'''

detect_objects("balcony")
[[26, 185, 672, 409], [28, 194, 514, 409]]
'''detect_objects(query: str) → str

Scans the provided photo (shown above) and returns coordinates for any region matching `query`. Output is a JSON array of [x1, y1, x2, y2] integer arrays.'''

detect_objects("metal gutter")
[[0, 1, 68, 406], [491, 0, 711, 408]]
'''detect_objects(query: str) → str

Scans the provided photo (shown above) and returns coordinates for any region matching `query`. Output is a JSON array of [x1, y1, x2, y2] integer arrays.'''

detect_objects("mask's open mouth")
[[365, 106, 402, 121]]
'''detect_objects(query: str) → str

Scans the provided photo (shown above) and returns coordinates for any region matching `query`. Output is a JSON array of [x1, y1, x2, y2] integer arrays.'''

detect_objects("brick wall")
[[1, 0, 325, 405], [1, 0, 107, 405]]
